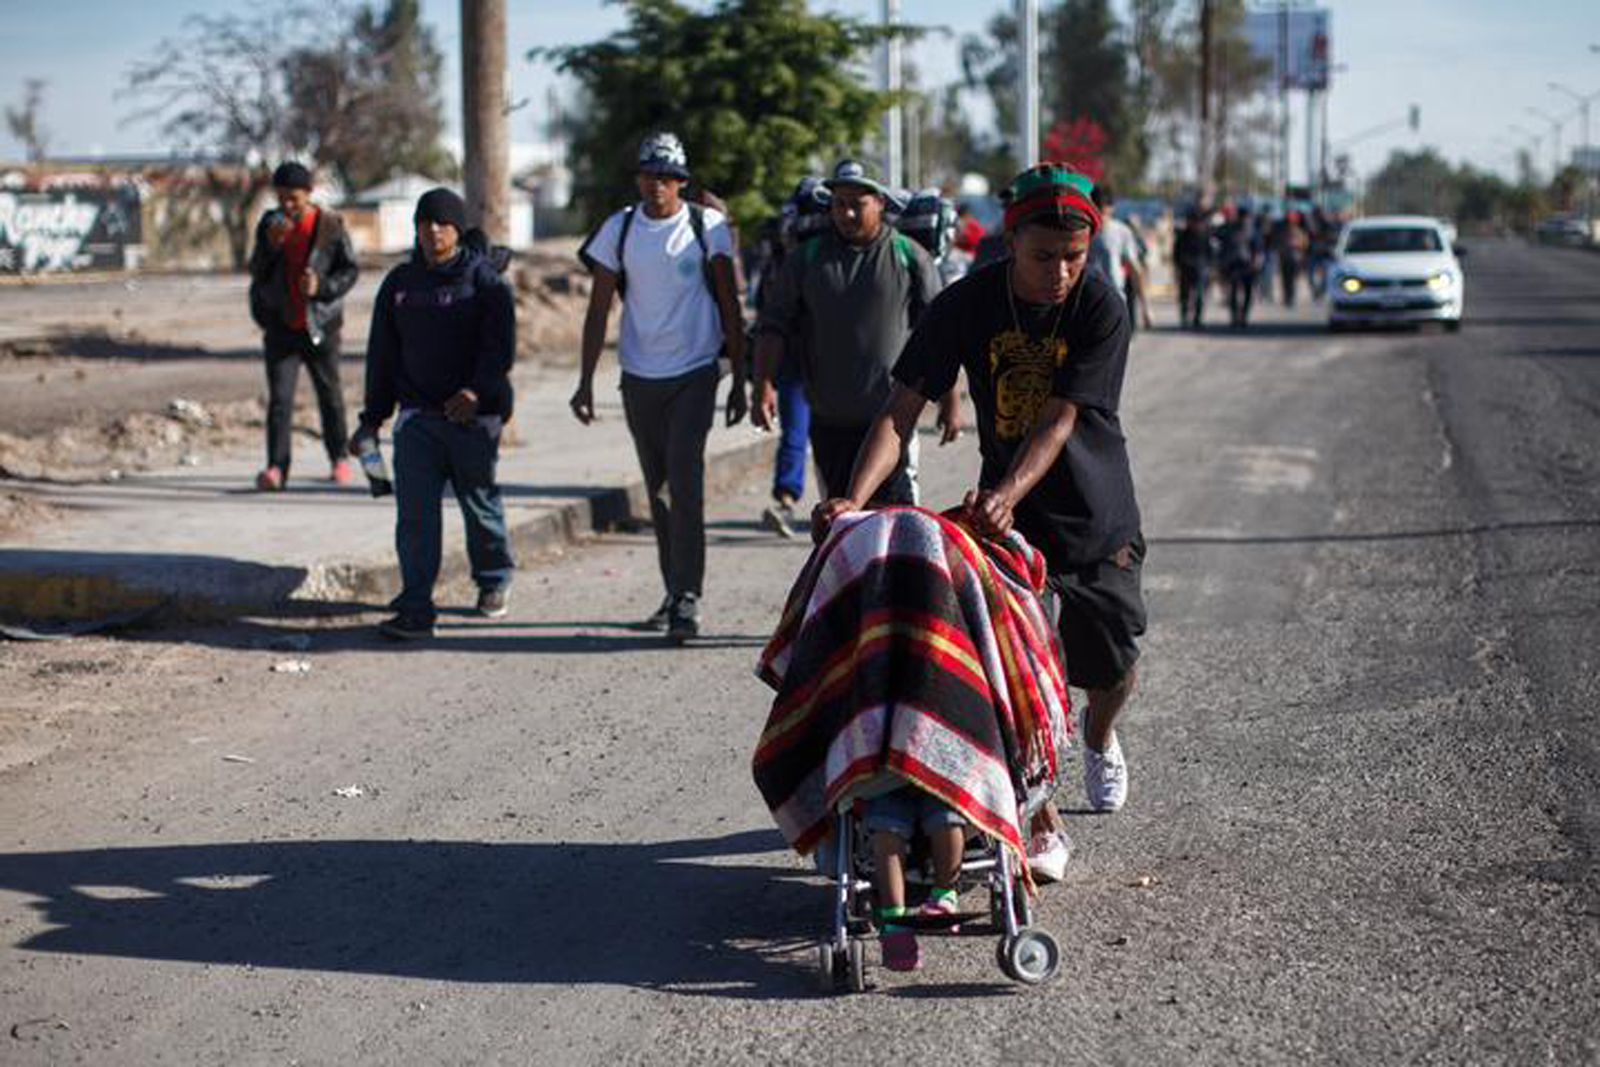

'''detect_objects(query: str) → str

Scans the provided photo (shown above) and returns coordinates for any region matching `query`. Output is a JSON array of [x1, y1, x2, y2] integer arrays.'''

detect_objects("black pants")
[[1177, 265, 1207, 328], [621, 364, 719, 599], [264, 327, 348, 476], [808, 422, 916, 505], [1279, 260, 1301, 308], [1227, 267, 1255, 327], [1049, 534, 1147, 691]]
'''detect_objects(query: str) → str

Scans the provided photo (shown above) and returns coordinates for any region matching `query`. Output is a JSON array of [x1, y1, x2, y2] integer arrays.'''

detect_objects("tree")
[[1043, 0, 1135, 183], [122, 7, 323, 267], [284, 0, 455, 194], [123, 3, 455, 266], [4, 78, 50, 162], [538, 0, 907, 237]]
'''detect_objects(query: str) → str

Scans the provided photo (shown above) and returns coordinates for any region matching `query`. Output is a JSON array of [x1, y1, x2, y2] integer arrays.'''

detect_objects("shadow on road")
[[1149, 518, 1600, 547], [0, 830, 829, 998]]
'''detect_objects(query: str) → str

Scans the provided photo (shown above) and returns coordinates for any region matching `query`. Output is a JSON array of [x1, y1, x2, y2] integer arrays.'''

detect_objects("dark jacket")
[[359, 246, 516, 428], [247, 206, 360, 342]]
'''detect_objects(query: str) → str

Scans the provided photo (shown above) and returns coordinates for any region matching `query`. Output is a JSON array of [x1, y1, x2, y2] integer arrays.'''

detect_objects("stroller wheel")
[[816, 941, 837, 993], [847, 937, 868, 993], [1000, 928, 1061, 985]]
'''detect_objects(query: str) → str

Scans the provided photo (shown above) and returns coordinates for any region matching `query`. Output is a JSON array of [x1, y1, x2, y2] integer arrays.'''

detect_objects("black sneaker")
[[667, 593, 700, 644], [476, 586, 510, 619], [642, 596, 673, 632], [378, 613, 435, 640]]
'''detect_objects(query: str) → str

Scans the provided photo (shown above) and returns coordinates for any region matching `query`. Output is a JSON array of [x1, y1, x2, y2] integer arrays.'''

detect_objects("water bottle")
[[356, 434, 393, 498]]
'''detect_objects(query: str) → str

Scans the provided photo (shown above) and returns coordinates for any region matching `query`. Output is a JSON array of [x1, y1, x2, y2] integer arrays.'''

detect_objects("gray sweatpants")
[[620, 363, 718, 599]]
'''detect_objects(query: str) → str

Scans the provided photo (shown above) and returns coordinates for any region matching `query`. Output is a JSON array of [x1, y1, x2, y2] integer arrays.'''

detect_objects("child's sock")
[[875, 904, 908, 931], [927, 886, 959, 910]]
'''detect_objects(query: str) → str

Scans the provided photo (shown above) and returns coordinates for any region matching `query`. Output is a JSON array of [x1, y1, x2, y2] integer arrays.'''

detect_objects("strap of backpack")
[[892, 232, 924, 315], [612, 204, 637, 297], [687, 202, 713, 294]]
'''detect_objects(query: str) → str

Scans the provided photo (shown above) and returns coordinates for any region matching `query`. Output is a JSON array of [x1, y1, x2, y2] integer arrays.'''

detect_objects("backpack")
[[779, 177, 834, 251], [890, 188, 958, 264], [577, 202, 713, 299]]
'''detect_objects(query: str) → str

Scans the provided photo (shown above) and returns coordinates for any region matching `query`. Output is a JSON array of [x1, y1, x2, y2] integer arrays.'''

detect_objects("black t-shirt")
[[892, 260, 1140, 569]]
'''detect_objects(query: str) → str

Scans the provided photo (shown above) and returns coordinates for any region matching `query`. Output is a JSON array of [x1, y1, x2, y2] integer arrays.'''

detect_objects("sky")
[[2, 0, 1598, 187]]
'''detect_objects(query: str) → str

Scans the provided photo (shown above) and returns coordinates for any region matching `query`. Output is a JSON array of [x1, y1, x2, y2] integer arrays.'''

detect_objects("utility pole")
[[882, 0, 903, 189], [1018, 0, 1040, 169], [462, 0, 510, 243], [1278, 0, 1290, 205], [1199, 0, 1214, 205], [1525, 105, 1563, 180]]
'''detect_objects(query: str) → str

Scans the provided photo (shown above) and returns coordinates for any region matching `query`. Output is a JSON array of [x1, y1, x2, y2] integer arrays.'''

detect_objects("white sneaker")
[[1026, 830, 1072, 883], [1083, 731, 1128, 812]]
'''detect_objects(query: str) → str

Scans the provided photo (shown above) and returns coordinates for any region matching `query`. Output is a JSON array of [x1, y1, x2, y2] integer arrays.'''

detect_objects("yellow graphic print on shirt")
[[989, 329, 1068, 440]]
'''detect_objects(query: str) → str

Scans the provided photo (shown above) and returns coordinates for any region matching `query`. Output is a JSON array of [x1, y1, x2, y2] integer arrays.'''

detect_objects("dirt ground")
[[0, 239, 596, 491]]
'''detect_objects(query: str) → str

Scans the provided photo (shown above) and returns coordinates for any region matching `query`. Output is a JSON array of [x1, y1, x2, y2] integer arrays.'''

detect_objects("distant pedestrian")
[[1173, 210, 1213, 329], [572, 132, 748, 644], [1218, 206, 1263, 328], [1089, 184, 1145, 335], [752, 158, 955, 508], [247, 161, 359, 491], [1276, 211, 1310, 308], [353, 188, 517, 640]]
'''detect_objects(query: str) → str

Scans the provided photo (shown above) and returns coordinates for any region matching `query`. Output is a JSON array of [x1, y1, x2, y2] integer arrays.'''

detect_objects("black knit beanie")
[[272, 161, 314, 190], [414, 187, 468, 232]]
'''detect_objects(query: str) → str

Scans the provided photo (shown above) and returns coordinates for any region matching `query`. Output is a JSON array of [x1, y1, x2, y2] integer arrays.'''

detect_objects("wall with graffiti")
[[0, 187, 144, 274]]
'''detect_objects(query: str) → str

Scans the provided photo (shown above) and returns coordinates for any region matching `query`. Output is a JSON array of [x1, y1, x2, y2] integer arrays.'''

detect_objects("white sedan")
[[1328, 215, 1464, 331]]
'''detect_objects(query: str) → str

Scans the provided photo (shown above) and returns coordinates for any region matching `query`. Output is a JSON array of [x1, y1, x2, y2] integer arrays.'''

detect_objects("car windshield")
[[1346, 227, 1443, 254]]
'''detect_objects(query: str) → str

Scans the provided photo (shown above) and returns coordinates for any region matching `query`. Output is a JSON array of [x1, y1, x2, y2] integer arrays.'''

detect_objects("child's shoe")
[[919, 888, 961, 933], [880, 928, 921, 972]]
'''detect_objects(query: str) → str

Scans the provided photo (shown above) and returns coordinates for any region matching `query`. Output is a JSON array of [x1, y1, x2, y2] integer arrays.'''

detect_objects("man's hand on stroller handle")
[[811, 496, 859, 543], [962, 487, 1016, 539]]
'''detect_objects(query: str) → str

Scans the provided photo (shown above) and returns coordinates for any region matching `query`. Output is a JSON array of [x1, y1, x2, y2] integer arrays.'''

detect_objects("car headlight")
[[1340, 276, 1363, 294], [1426, 272, 1452, 291]]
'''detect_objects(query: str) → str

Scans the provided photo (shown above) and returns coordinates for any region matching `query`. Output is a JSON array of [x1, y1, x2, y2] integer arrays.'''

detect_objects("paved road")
[[1, 239, 1596, 1064]]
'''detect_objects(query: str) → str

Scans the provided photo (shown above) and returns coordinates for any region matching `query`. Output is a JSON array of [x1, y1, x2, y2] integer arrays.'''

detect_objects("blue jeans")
[[863, 785, 967, 840], [392, 412, 514, 622], [773, 364, 810, 502]]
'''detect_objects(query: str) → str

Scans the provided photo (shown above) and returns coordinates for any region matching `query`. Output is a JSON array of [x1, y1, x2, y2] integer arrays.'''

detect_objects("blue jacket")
[[360, 246, 515, 427]]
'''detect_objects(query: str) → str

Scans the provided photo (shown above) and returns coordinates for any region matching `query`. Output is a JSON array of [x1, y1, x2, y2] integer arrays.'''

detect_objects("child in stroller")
[[862, 784, 968, 971]]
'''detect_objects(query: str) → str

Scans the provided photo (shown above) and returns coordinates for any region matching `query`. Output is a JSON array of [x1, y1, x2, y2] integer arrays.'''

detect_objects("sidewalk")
[[0, 366, 774, 625]]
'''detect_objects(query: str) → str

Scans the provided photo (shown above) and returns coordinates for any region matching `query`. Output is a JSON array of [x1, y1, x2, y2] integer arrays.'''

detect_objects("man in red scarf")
[[247, 161, 361, 491]]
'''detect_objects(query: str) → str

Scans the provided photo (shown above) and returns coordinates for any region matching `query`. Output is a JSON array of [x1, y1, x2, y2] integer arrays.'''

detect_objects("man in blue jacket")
[[353, 188, 516, 640]]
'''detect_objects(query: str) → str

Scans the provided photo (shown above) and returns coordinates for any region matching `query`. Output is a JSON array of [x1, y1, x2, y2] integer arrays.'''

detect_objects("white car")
[[1328, 215, 1464, 331]]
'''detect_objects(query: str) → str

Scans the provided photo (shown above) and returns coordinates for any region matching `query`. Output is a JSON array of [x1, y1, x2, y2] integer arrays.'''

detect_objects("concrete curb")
[[0, 435, 776, 628]]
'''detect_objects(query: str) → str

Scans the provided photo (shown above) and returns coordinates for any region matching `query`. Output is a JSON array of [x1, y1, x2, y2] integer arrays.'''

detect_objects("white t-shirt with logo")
[[588, 203, 733, 379]]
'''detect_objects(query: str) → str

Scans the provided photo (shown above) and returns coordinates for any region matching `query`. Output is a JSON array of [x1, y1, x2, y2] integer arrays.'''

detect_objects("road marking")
[[1219, 445, 1319, 493]]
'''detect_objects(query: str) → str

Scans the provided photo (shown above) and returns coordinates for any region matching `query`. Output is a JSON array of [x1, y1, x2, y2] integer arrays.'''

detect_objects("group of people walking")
[[245, 138, 1148, 860], [1171, 203, 1339, 329]]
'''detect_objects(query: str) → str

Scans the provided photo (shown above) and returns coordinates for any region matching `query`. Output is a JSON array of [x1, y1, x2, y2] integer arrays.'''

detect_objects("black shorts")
[[1048, 534, 1147, 691]]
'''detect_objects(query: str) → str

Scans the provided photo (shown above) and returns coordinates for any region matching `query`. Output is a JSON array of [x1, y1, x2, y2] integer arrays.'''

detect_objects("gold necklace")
[[1006, 265, 1069, 348]]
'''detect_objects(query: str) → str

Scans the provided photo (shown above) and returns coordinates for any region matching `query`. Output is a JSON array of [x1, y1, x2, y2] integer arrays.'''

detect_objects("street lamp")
[[1509, 123, 1543, 182], [1549, 82, 1599, 234], [1525, 105, 1564, 175]]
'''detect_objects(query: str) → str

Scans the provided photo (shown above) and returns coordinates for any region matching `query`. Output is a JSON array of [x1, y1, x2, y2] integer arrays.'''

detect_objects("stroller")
[[753, 506, 1072, 994], [813, 777, 1064, 994]]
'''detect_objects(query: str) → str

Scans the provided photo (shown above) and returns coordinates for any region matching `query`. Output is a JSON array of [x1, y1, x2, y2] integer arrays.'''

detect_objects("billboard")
[[1243, 8, 1332, 91], [0, 187, 143, 274]]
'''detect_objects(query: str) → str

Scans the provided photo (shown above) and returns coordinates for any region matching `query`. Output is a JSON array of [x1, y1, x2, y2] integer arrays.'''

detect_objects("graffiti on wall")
[[0, 188, 143, 273]]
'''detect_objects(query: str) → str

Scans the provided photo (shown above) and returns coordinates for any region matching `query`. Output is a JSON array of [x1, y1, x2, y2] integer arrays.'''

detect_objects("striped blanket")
[[752, 506, 1071, 868]]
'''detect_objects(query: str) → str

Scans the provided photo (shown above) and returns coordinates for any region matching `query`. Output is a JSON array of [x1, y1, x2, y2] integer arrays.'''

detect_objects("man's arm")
[[571, 266, 617, 424], [965, 396, 1078, 538], [709, 254, 747, 426], [317, 222, 360, 302], [810, 384, 928, 540], [352, 275, 399, 449], [451, 274, 515, 424], [750, 251, 803, 430]]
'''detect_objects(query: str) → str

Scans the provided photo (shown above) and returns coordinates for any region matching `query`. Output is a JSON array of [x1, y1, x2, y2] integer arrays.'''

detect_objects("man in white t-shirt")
[[572, 131, 748, 643], [1089, 184, 1145, 330]]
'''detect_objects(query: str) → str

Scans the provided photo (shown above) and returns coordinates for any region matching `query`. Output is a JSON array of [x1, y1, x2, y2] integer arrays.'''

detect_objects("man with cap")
[[752, 159, 955, 506], [572, 131, 748, 644], [812, 163, 1148, 871], [247, 161, 360, 491], [353, 187, 517, 640]]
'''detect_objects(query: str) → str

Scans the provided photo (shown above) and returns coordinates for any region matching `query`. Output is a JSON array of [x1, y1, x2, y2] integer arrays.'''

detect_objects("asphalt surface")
[[1, 238, 1597, 1065]]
